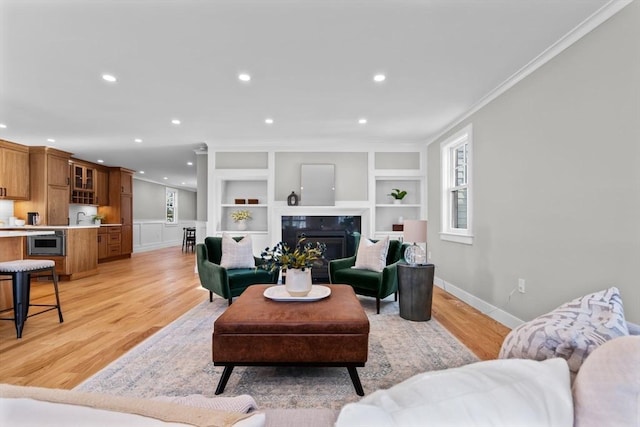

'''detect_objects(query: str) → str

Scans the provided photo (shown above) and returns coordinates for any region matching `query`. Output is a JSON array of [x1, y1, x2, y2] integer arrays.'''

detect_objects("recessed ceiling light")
[[97, 159, 104, 163], [163, 177, 168, 180], [181, 182, 186, 185], [102, 74, 117, 83], [238, 73, 251, 82], [358, 118, 367, 124], [171, 119, 181, 125], [265, 118, 274, 125], [373, 74, 386, 82], [187, 161, 193, 166], [139, 170, 145, 174], [0, 123, 6, 129], [47, 138, 55, 142], [134, 138, 142, 143]]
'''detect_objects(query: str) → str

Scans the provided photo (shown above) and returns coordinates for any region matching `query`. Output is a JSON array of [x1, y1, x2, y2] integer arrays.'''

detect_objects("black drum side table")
[[397, 263, 435, 321]]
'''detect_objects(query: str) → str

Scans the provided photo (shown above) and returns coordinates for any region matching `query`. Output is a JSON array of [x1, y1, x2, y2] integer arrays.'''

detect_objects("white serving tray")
[[263, 285, 331, 302]]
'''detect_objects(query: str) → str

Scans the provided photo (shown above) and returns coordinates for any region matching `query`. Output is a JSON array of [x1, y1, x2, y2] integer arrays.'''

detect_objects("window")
[[166, 188, 178, 224], [441, 124, 473, 244]]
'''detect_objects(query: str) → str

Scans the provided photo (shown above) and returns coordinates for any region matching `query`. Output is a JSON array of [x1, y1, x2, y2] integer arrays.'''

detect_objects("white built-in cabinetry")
[[215, 170, 270, 234], [211, 150, 425, 246]]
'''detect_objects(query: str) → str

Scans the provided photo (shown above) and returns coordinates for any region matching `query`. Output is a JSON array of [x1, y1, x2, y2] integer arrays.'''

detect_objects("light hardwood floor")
[[0, 247, 510, 389]]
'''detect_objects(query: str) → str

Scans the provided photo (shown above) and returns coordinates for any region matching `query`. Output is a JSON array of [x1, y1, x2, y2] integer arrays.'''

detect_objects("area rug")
[[75, 295, 478, 409]]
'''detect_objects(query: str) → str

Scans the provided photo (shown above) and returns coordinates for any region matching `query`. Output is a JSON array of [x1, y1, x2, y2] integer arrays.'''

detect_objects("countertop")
[[0, 225, 100, 230], [0, 230, 56, 238]]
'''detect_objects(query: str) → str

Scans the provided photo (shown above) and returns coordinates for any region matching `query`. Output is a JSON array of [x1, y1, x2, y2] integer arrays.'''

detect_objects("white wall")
[[427, 2, 640, 324]]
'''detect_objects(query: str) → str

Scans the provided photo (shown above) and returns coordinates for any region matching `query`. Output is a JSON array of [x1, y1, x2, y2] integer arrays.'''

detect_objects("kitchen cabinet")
[[14, 146, 71, 226], [0, 139, 30, 200], [98, 225, 122, 261], [98, 167, 134, 259], [96, 168, 109, 205], [27, 227, 98, 280], [70, 162, 96, 204]]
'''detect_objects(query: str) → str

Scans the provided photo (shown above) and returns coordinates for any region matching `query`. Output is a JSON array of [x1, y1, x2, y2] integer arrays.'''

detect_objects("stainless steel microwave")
[[27, 231, 66, 256]]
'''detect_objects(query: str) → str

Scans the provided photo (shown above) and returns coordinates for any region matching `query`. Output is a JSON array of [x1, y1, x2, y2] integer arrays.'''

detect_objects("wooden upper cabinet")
[[0, 139, 30, 200], [14, 146, 72, 225], [120, 171, 133, 194], [48, 154, 71, 187], [72, 164, 95, 191], [96, 169, 109, 206]]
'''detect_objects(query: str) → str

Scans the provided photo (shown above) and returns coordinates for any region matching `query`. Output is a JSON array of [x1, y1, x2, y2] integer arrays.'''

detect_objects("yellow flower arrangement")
[[230, 209, 252, 222]]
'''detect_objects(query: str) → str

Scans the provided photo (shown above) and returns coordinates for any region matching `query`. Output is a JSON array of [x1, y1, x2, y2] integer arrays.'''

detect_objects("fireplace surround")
[[281, 215, 361, 283]]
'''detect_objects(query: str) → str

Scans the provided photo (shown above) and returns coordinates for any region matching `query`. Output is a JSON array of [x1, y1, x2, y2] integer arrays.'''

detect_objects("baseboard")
[[134, 241, 182, 253], [434, 276, 523, 329]]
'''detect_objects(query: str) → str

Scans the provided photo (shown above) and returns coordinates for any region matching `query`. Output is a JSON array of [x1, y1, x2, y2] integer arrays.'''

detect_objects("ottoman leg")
[[347, 366, 364, 396], [215, 365, 234, 395]]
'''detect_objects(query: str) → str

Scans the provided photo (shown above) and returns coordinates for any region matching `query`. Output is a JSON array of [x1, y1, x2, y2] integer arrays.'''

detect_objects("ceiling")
[[0, 0, 613, 190]]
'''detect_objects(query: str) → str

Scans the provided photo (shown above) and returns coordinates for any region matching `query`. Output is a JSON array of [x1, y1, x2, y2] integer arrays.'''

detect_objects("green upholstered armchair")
[[329, 233, 409, 314], [196, 236, 279, 305]]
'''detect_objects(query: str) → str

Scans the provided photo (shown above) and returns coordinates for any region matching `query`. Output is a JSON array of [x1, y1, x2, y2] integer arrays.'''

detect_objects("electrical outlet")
[[518, 278, 526, 294], [427, 251, 432, 260]]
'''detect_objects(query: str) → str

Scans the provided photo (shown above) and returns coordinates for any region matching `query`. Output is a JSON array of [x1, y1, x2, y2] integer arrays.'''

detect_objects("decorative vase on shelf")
[[236, 219, 247, 231], [394, 199, 402, 205], [285, 268, 312, 297]]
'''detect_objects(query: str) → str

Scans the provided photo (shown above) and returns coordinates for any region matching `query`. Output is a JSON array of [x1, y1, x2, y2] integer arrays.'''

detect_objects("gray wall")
[[428, 2, 640, 323], [274, 152, 368, 201], [133, 179, 197, 221]]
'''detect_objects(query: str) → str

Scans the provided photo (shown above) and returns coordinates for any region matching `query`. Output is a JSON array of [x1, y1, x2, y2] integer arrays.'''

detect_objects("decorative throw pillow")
[[572, 335, 640, 427], [336, 358, 573, 427], [499, 287, 629, 380], [220, 233, 255, 269], [353, 236, 390, 272]]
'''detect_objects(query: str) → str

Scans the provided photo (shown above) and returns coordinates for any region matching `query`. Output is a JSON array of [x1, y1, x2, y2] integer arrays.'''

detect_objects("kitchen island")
[[0, 229, 56, 311]]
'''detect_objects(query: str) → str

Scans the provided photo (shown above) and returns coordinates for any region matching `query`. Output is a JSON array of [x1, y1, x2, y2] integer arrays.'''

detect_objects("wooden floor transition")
[[0, 246, 510, 389]]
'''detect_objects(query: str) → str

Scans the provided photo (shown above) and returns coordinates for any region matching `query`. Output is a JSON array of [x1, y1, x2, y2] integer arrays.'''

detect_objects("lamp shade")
[[403, 220, 427, 243]]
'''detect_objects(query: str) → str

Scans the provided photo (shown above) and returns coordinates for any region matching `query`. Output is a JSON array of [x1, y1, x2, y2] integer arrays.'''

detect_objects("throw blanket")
[[0, 384, 252, 427]]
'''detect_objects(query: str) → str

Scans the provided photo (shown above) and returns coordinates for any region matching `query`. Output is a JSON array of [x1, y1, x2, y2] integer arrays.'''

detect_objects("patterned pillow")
[[353, 236, 390, 272], [220, 233, 255, 269], [499, 287, 629, 380]]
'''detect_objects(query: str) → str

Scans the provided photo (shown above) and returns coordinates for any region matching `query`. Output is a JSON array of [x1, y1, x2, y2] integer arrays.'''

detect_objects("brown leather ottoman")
[[213, 284, 369, 395]]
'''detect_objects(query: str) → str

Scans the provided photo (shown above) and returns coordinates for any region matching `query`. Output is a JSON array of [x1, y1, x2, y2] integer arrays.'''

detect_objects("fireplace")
[[281, 215, 361, 283]]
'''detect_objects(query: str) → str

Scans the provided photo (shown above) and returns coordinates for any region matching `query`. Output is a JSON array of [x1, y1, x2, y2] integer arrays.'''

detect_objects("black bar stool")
[[182, 227, 196, 253], [0, 259, 64, 338]]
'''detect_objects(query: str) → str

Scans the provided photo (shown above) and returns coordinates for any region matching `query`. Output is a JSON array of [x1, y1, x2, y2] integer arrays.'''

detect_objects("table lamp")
[[403, 220, 427, 265]]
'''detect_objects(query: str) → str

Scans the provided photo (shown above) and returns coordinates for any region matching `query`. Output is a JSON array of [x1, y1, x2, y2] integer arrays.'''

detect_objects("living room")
[[1, 1, 639, 425]]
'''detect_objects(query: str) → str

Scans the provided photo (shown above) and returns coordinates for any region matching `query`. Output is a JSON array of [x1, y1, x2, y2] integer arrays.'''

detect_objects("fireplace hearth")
[[282, 215, 361, 283]]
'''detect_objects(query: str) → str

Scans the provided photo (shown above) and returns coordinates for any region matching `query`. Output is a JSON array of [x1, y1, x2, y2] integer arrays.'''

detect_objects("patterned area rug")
[[75, 295, 478, 409]]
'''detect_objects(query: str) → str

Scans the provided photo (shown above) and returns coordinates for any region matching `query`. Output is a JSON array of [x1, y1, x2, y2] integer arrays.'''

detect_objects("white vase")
[[285, 268, 312, 297], [394, 199, 402, 205], [236, 219, 247, 231]]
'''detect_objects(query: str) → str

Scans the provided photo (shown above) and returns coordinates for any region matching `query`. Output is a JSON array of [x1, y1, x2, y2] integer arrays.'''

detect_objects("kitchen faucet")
[[76, 211, 86, 225]]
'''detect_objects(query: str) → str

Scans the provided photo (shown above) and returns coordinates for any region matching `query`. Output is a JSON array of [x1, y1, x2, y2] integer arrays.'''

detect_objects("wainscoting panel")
[[133, 220, 197, 253]]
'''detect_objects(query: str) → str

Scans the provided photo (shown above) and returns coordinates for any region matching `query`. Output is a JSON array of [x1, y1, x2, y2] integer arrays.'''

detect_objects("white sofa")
[[2, 335, 638, 427], [2, 286, 638, 427]]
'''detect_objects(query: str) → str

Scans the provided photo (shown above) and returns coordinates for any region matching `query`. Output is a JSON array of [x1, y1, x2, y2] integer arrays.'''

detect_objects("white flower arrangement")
[[230, 209, 252, 222]]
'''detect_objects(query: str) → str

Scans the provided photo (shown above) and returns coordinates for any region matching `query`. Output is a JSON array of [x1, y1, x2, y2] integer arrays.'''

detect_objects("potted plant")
[[388, 188, 407, 204], [261, 238, 326, 296], [92, 214, 105, 225], [230, 209, 252, 230]]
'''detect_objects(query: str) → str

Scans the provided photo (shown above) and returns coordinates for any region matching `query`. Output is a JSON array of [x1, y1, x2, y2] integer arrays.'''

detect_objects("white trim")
[[426, 0, 632, 147], [434, 276, 524, 330], [440, 124, 473, 244], [439, 232, 473, 245]]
